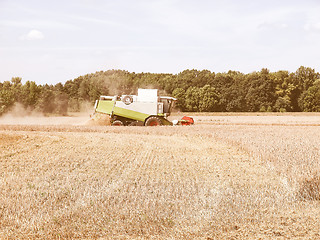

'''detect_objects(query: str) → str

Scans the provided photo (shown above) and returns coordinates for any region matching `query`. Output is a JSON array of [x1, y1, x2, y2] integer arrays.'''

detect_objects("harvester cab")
[[92, 89, 181, 126]]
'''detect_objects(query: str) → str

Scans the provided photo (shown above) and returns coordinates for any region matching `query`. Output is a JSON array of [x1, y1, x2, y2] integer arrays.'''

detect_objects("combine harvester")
[[92, 89, 194, 126]]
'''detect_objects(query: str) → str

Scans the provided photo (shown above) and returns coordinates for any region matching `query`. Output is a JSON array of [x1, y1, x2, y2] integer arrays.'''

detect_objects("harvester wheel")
[[112, 120, 124, 126], [145, 117, 162, 126]]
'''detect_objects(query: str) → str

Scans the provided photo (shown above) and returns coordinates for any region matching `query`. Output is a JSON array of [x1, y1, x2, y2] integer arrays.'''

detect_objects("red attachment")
[[180, 116, 194, 125]]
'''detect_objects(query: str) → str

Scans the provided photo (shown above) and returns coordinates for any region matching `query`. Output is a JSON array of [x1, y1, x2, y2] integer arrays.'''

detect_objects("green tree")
[[184, 85, 219, 112], [21, 81, 41, 108], [298, 80, 320, 111], [271, 71, 294, 112], [245, 69, 276, 112], [291, 66, 320, 111], [0, 81, 14, 114], [198, 85, 219, 112], [10, 77, 23, 103], [215, 71, 246, 112], [172, 88, 186, 111]]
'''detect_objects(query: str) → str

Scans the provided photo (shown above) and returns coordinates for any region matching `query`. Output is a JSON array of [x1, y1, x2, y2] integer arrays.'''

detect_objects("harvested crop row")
[[0, 127, 287, 239], [1, 121, 320, 239]]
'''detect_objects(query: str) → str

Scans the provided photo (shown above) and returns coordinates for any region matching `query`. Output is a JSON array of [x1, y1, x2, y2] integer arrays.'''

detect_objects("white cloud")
[[258, 22, 289, 31], [20, 29, 45, 41], [304, 22, 320, 32]]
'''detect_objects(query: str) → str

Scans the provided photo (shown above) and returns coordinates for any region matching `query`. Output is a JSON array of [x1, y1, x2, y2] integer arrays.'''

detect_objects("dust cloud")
[[0, 103, 92, 126]]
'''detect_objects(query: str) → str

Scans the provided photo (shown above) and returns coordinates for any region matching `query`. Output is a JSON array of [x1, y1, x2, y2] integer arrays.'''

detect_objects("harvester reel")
[[145, 117, 162, 126]]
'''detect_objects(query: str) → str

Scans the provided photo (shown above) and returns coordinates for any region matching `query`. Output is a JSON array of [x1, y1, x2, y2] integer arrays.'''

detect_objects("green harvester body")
[[93, 89, 176, 126]]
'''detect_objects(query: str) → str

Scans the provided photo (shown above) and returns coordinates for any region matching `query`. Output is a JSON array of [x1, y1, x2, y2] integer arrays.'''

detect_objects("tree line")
[[1, 66, 320, 115]]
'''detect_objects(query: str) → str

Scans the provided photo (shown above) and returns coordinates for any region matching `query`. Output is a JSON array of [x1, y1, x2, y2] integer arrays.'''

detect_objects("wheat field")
[[1, 114, 320, 239]]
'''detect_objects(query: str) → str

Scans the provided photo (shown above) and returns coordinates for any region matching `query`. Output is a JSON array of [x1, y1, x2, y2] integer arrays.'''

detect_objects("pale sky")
[[1, 0, 320, 84]]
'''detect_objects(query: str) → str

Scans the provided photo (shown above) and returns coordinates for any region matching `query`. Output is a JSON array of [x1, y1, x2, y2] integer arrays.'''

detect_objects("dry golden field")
[[1, 113, 320, 239]]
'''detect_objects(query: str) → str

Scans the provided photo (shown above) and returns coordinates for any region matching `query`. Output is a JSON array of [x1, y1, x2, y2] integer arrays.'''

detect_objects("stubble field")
[[1, 113, 320, 239]]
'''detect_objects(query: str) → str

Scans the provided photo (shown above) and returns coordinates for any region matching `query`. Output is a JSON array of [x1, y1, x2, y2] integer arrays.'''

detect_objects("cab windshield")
[[160, 98, 175, 115]]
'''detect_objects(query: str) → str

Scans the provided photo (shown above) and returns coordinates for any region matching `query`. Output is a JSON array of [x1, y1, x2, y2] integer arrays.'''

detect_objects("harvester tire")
[[145, 117, 162, 126], [112, 120, 124, 126]]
